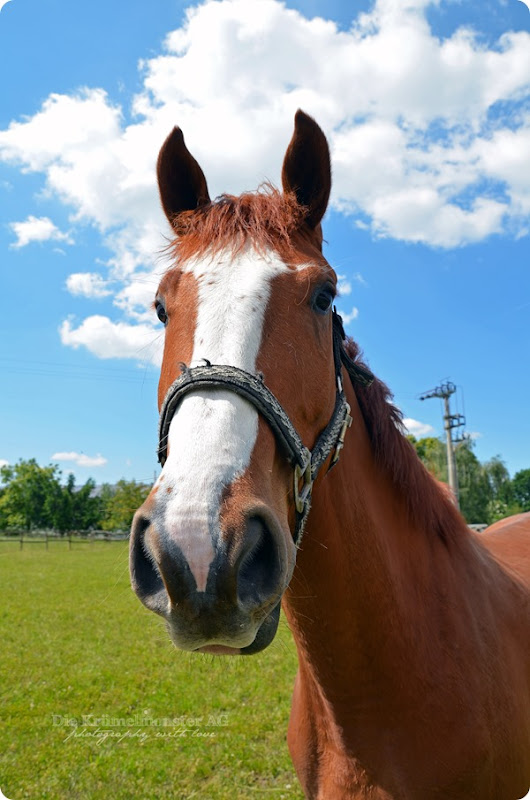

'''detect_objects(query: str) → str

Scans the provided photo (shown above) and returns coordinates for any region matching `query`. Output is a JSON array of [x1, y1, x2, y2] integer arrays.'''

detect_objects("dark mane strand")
[[344, 338, 465, 544], [168, 185, 307, 263]]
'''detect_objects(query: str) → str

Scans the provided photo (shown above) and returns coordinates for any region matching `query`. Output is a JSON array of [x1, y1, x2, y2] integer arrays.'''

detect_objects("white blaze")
[[158, 247, 290, 592]]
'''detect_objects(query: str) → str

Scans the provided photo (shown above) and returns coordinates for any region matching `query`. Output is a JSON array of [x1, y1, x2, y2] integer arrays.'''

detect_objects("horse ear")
[[157, 127, 211, 228], [281, 110, 331, 229]]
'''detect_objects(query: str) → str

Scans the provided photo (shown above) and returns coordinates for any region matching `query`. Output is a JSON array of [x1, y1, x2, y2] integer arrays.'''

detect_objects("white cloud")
[[339, 306, 360, 324], [1, 0, 529, 361], [113, 272, 162, 321], [51, 451, 108, 468], [59, 315, 163, 364], [0, 89, 121, 175], [9, 215, 73, 249], [337, 275, 352, 296], [353, 273, 367, 287], [337, 272, 367, 296], [0, 459, 9, 469], [66, 273, 112, 299], [403, 418, 436, 438]]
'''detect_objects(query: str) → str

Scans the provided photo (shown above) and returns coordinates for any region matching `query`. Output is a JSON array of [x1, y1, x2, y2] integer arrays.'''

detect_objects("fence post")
[[20, 533, 23, 551], [46, 531, 49, 551], [69, 533, 72, 551]]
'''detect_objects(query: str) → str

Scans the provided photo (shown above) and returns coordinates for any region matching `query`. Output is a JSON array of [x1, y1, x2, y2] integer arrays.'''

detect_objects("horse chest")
[[288, 670, 530, 800]]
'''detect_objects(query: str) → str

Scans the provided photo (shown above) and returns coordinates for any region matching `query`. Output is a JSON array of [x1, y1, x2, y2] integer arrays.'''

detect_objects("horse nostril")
[[129, 513, 167, 614], [237, 516, 281, 607]]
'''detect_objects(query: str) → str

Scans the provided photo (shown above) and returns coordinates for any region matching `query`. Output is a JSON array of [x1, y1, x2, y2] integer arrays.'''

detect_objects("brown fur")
[[344, 338, 464, 543]]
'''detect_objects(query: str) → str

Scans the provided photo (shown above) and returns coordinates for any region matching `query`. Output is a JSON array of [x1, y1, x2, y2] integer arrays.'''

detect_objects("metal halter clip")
[[331, 403, 352, 467], [294, 450, 313, 514]]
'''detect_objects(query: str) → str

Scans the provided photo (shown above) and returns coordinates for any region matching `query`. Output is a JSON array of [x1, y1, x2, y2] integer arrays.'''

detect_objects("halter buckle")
[[294, 450, 313, 514], [330, 403, 352, 467]]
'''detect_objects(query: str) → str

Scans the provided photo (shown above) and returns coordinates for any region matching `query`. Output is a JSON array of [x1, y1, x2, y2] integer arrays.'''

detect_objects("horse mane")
[[168, 185, 307, 264], [344, 338, 466, 544]]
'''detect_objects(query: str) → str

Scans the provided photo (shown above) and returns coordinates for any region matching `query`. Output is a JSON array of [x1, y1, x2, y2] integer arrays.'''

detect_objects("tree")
[[482, 457, 522, 522], [100, 480, 151, 531], [512, 469, 530, 512], [483, 456, 512, 503], [97, 483, 115, 523], [410, 437, 496, 524], [0, 484, 8, 530], [53, 473, 101, 533], [408, 436, 447, 482], [71, 477, 101, 530], [0, 460, 107, 533], [0, 459, 62, 530], [410, 436, 530, 524], [455, 441, 492, 524]]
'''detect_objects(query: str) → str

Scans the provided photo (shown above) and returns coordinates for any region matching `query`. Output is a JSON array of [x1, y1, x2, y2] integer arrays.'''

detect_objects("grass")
[[0, 541, 304, 799]]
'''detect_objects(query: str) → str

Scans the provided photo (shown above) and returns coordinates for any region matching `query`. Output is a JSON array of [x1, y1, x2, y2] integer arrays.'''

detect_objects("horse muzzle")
[[129, 506, 291, 654]]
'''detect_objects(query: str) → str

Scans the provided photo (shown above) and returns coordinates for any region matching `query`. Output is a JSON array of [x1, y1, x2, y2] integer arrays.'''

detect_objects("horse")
[[130, 110, 530, 799]]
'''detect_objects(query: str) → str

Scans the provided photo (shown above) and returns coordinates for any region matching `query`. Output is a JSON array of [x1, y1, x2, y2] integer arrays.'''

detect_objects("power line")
[[0, 356, 159, 384]]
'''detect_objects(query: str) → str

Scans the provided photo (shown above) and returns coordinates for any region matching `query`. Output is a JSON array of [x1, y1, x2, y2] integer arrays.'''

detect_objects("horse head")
[[130, 111, 347, 654]]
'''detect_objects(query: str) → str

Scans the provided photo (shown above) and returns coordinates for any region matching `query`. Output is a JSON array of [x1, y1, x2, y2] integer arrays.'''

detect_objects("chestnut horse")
[[130, 111, 530, 799]]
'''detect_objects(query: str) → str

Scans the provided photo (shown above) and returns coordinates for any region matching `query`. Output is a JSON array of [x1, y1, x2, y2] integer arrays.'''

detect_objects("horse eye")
[[155, 302, 168, 325], [312, 285, 335, 315]]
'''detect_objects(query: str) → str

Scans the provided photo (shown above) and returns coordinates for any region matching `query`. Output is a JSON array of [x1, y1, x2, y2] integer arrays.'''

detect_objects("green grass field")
[[0, 541, 304, 799]]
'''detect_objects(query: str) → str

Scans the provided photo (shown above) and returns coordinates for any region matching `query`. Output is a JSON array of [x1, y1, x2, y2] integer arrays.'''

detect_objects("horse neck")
[[283, 375, 477, 716]]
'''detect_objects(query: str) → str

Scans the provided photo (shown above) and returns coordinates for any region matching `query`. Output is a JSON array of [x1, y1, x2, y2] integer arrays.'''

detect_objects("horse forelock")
[[165, 185, 320, 265]]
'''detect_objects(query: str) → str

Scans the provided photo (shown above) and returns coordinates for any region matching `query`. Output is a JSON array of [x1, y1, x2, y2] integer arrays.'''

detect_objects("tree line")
[[1, 444, 529, 533], [408, 436, 530, 524], [0, 459, 150, 533]]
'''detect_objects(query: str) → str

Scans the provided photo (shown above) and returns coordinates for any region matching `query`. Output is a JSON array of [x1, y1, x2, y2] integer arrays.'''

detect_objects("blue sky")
[[0, 0, 529, 485]]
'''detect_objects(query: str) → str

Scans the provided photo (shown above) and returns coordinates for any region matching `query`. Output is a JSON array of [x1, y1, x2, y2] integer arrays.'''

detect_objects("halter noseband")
[[157, 310, 373, 545]]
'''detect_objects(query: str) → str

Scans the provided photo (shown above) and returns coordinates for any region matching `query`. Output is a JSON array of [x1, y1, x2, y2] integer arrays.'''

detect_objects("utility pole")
[[419, 381, 466, 507]]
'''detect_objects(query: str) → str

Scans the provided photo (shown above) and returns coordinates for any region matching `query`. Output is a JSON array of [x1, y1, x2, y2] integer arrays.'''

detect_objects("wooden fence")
[[0, 531, 129, 549]]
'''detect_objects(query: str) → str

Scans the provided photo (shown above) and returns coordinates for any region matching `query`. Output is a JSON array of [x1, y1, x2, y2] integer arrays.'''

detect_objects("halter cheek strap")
[[157, 310, 373, 545]]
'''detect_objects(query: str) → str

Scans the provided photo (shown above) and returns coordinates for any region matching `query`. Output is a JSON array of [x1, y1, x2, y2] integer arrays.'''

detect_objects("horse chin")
[[193, 602, 282, 657], [239, 601, 282, 655]]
